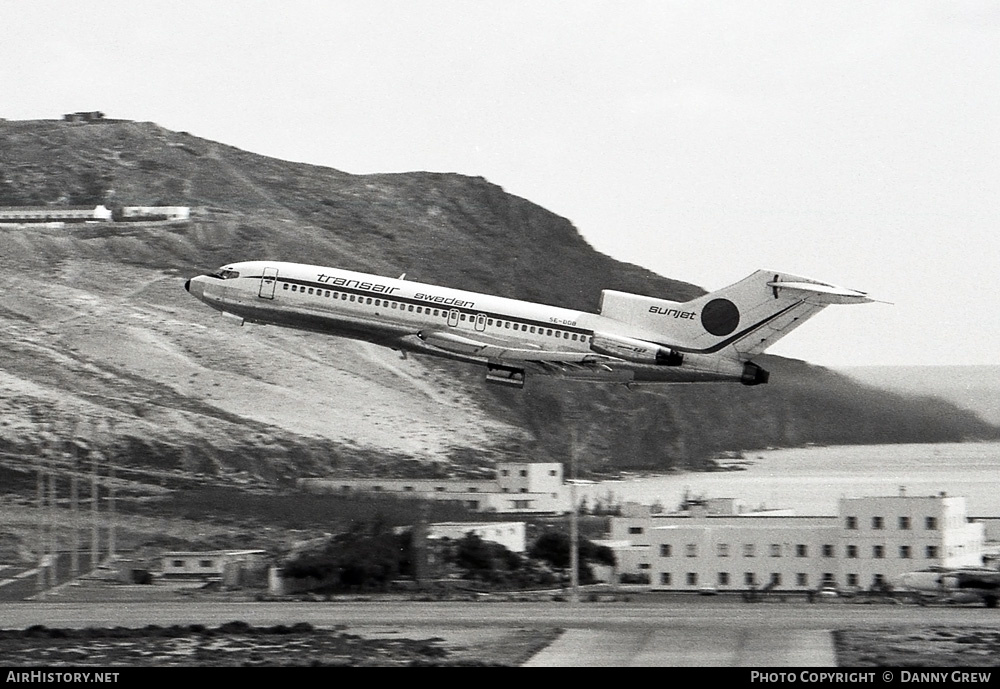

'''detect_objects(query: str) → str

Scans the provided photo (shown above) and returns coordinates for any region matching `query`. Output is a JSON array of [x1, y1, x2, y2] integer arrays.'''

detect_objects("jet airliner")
[[185, 261, 872, 388], [901, 567, 1000, 608]]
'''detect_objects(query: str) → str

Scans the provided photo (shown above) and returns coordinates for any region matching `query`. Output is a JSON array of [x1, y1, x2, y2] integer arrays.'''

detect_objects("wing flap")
[[417, 329, 602, 363]]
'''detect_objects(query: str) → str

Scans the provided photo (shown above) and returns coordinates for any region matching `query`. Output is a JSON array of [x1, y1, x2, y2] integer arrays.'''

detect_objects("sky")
[[2, 0, 998, 367]]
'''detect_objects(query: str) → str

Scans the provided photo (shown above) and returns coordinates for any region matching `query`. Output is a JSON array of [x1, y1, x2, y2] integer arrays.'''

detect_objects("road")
[[0, 598, 995, 666]]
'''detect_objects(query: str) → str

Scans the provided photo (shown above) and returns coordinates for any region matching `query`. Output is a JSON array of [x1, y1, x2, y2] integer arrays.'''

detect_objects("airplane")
[[184, 261, 873, 388], [900, 567, 1000, 608]]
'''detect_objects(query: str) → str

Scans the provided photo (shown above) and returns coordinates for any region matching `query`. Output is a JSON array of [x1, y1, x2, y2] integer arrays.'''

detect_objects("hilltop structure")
[[0, 205, 189, 223]]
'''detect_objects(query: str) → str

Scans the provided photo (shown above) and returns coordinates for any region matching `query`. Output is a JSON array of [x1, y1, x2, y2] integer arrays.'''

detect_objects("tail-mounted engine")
[[740, 362, 770, 386], [590, 333, 683, 366]]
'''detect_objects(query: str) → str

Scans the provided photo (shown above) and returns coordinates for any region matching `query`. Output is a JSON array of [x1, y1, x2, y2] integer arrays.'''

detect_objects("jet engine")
[[590, 333, 683, 366]]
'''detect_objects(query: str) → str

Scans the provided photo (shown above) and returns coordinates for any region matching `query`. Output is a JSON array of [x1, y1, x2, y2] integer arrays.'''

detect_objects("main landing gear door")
[[259, 267, 278, 299]]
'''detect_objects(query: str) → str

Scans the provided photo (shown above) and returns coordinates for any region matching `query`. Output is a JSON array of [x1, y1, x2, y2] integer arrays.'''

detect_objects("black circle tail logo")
[[701, 298, 740, 336]]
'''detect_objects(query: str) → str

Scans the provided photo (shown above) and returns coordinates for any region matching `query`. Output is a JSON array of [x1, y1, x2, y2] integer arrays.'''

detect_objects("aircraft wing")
[[415, 329, 605, 364]]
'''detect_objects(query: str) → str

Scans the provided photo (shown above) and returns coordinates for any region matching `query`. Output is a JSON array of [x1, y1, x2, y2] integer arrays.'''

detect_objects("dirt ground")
[[835, 627, 1000, 667], [0, 622, 562, 667]]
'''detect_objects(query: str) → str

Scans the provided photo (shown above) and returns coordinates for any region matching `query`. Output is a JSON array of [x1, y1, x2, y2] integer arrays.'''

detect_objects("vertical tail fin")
[[599, 270, 872, 360]]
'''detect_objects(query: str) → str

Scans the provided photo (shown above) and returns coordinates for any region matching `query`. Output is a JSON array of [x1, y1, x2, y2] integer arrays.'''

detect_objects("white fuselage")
[[184, 260, 760, 386]]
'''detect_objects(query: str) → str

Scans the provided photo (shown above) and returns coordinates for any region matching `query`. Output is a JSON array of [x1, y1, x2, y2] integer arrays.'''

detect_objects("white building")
[[418, 521, 527, 553], [607, 492, 985, 592], [0, 205, 112, 222], [119, 206, 190, 221], [161, 549, 268, 584], [300, 462, 569, 514]]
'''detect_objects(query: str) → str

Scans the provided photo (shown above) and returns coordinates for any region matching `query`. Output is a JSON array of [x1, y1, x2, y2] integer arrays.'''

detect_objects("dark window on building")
[[629, 527, 644, 535], [899, 545, 912, 559], [796, 544, 808, 557], [660, 573, 671, 585], [822, 544, 835, 558], [873, 545, 885, 559], [845, 516, 857, 530], [660, 544, 672, 557], [899, 516, 911, 530], [925, 516, 938, 530], [872, 516, 884, 530], [686, 572, 697, 586], [846, 545, 858, 559]]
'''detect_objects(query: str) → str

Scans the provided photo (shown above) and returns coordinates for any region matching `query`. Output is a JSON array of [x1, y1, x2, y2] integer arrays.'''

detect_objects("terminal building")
[[607, 492, 985, 592], [299, 462, 569, 515]]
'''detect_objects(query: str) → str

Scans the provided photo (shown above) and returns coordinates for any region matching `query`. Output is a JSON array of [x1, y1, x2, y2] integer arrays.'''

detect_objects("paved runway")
[[523, 627, 835, 666], [1, 598, 995, 666]]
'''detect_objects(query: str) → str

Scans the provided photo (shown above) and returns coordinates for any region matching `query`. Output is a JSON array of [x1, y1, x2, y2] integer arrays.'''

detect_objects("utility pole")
[[70, 441, 79, 577], [569, 453, 579, 604], [47, 450, 57, 588], [90, 450, 100, 570], [565, 403, 584, 606], [107, 453, 116, 563], [36, 443, 46, 597]]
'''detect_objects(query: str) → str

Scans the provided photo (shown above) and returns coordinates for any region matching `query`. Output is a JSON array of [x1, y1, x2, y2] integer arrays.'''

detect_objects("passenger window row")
[[280, 282, 591, 343]]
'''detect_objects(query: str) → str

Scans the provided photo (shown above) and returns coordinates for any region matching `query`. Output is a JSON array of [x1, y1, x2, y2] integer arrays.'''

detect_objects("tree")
[[528, 530, 616, 584]]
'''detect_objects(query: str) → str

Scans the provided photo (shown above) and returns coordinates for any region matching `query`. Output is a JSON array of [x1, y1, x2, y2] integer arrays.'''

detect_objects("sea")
[[574, 441, 1000, 517]]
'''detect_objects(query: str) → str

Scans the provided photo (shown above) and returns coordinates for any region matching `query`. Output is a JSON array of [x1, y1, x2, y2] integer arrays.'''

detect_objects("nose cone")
[[185, 276, 206, 300]]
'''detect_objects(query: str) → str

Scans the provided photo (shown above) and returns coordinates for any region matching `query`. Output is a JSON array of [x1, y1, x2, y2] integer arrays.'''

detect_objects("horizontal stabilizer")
[[766, 278, 873, 304]]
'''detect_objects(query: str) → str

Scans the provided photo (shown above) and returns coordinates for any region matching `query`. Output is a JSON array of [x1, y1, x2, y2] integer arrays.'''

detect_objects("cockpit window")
[[208, 269, 241, 280]]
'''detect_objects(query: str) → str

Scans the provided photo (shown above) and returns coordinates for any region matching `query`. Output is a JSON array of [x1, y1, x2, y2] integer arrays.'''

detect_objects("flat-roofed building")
[[608, 492, 985, 592], [161, 549, 268, 584], [300, 462, 569, 514], [0, 205, 112, 222]]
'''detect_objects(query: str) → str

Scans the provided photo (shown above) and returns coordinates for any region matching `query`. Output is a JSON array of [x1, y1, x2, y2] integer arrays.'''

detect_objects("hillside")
[[1, 118, 997, 492], [838, 366, 1000, 427]]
